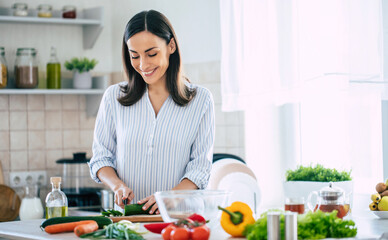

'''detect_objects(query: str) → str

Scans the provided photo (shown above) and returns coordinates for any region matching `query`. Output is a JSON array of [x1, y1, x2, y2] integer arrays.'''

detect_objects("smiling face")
[[127, 31, 176, 87]]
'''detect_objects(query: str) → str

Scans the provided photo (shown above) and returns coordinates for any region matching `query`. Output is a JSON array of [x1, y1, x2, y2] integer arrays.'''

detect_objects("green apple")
[[378, 196, 388, 211]]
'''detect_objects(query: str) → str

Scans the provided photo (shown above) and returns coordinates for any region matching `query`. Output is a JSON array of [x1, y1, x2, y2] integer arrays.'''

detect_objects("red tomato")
[[170, 227, 190, 240], [191, 225, 210, 240], [161, 224, 176, 240]]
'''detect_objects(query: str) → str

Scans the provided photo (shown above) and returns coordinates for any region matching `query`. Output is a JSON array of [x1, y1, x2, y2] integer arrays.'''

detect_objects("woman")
[[89, 10, 215, 214]]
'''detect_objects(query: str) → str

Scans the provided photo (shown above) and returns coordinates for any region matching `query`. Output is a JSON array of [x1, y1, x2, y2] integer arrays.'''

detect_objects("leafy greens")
[[244, 210, 357, 240], [286, 164, 352, 182]]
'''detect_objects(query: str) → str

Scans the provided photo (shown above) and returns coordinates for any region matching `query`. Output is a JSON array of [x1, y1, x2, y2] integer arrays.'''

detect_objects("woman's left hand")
[[138, 195, 159, 214]]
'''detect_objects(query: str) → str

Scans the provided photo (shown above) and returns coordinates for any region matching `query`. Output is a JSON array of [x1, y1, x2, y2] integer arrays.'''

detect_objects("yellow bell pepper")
[[218, 201, 255, 237]]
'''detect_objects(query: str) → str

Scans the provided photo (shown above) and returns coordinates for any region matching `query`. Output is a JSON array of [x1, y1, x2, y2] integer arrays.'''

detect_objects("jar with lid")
[[14, 48, 39, 88], [0, 47, 7, 89], [37, 4, 52, 18], [62, 5, 76, 19], [13, 3, 28, 17]]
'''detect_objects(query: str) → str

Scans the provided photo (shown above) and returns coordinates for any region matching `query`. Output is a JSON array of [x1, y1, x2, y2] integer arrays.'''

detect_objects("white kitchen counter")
[[0, 219, 233, 240], [0, 210, 386, 240]]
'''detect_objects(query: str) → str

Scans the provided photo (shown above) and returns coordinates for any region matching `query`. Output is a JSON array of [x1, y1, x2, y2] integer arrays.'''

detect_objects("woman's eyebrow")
[[129, 47, 158, 53]]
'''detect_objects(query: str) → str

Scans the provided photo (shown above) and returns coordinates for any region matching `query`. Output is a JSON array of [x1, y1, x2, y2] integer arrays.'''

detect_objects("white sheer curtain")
[[220, 0, 383, 208]]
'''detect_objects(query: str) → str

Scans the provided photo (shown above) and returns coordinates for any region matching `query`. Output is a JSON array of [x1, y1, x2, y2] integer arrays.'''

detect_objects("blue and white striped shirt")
[[89, 82, 215, 203]]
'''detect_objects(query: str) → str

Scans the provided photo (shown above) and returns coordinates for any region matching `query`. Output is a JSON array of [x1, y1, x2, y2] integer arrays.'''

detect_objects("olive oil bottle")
[[46, 46, 61, 89], [45, 177, 68, 219]]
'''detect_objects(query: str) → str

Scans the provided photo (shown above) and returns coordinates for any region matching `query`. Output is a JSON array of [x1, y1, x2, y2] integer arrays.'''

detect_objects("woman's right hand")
[[113, 184, 135, 209]]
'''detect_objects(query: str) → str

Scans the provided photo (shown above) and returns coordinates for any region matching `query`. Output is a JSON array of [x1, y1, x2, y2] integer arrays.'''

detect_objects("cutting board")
[[109, 215, 164, 223]]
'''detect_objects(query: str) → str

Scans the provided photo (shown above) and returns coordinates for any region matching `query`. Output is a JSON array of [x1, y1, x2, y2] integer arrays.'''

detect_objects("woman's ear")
[[168, 38, 176, 54]]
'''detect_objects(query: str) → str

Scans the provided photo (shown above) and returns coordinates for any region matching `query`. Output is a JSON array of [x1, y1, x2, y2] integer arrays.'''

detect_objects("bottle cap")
[[50, 177, 61, 184]]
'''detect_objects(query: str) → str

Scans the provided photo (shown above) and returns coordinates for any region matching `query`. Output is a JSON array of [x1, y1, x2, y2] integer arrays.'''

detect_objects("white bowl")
[[155, 190, 231, 228], [372, 211, 388, 218]]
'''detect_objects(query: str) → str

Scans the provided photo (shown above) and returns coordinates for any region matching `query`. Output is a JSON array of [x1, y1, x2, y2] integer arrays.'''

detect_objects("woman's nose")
[[139, 57, 149, 70]]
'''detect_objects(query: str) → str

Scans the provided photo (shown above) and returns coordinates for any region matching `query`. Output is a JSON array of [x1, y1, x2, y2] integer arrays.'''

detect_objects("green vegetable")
[[243, 210, 357, 240], [80, 221, 145, 240], [40, 216, 112, 230], [124, 203, 152, 216], [286, 164, 352, 182], [65, 57, 98, 73], [101, 209, 123, 217]]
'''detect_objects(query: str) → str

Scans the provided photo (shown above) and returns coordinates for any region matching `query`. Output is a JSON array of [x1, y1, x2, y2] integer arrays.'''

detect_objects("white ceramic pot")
[[73, 70, 92, 89]]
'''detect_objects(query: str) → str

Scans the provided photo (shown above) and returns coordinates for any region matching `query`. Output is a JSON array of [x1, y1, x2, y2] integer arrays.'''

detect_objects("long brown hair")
[[119, 10, 196, 106]]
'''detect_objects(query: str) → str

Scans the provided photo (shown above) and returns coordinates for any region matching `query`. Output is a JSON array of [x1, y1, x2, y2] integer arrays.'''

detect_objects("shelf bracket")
[[82, 6, 104, 49]]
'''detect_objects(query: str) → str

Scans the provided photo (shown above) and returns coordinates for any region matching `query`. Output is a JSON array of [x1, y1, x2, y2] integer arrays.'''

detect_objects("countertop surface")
[[0, 210, 387, 240]]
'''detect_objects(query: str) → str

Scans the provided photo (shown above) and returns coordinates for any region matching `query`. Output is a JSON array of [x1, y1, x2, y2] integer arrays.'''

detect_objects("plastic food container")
[[37, 4, 52, 18], [13, 3, 28, 17], [62, 5, 76, 19]]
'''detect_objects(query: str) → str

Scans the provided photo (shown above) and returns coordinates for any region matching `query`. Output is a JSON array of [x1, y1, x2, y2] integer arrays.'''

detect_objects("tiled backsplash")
[[0, 61, 245, 188]]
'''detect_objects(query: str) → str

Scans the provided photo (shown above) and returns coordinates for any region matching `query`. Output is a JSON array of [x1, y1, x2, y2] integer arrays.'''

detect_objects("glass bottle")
[[19, 184, 44, 220], [14, 48, 39, 88], [45, 177, 68, 219], [47, 47, 61, 89], [0, 47, 7, 88]]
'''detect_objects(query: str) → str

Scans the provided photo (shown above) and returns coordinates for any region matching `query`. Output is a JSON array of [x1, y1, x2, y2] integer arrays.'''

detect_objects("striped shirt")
[[89, 82, 215, 203]]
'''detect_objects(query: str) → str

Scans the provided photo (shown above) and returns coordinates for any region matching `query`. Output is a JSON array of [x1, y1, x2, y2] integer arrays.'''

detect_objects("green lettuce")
[[243, 210, 357, 240]]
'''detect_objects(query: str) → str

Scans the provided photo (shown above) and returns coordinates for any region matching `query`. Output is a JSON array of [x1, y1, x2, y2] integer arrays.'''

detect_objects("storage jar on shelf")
[[0, 47, 7, 88], [37, 4, 53, 18], [62, 5, 76, 19], [14, 48, 39, 88], [12, 3, 28, 17]]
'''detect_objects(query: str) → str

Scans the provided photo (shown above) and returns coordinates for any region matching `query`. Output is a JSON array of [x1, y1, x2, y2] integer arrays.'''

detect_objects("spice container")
[[285, 212, 297, 240], [0, 47, 7, 89], [14, 48, 39, 88], [267, 212, 280, 240], [37, 4, 52, 18], [12, 3, 28, 17], [62, 5, 76, 19]]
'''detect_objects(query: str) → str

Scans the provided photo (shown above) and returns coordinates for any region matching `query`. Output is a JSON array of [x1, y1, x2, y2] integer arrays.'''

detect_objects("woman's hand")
[[113, 183, 134, 209], [138, 195, 159, 214]]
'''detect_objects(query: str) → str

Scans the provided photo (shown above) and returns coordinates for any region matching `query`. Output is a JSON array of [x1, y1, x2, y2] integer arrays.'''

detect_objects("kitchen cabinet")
[[0, 6, 103, 49]]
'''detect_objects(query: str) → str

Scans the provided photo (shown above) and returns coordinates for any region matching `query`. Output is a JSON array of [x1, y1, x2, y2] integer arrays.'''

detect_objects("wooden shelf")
[[0, 6, 104, 49]]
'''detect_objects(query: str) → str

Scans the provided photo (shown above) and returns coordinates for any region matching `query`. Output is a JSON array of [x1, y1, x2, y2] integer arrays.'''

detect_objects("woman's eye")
[[131, 55, 139, 59], [149, 53, 157, 57]]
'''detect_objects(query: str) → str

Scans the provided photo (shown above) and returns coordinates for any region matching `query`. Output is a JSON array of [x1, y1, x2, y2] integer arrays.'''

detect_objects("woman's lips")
[[143, 68, 157, 77]]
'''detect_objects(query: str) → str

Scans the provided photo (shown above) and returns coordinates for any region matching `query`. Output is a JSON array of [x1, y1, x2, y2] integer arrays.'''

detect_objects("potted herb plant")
[[65, 57, 98, 89], [284, 164, 353, 205]]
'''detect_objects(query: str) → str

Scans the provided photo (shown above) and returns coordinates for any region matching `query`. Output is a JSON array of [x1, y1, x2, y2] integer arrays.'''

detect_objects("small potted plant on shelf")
[[65, 57, 98, 89], [284, 164, 353, 204]]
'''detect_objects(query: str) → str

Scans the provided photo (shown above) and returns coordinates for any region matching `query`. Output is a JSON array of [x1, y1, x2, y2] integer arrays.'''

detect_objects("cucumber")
[[40, 216, 112, 229], [124, 203, 152, 216]]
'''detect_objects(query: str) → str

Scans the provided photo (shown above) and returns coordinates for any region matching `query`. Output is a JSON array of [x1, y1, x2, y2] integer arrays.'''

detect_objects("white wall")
[[110, 0, 221, 71]]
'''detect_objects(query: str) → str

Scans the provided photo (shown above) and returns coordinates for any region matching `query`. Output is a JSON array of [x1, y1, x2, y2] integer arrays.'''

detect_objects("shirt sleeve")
[[88, 87, 117, 183], [181, 91, 215, 189]]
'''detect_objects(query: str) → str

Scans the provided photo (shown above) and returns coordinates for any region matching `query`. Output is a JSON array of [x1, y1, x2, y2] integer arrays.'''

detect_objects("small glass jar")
[[0, 47, 8, 89], [62, 5, 76, 19], [37, 4, 52, 18], [12, 3, 28, 17], [14, 48, 39, 89]]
